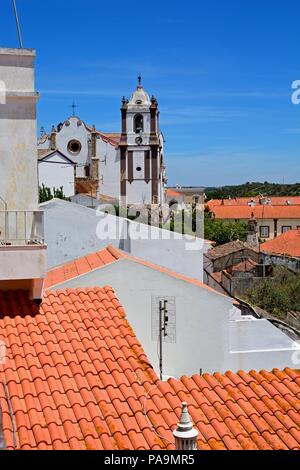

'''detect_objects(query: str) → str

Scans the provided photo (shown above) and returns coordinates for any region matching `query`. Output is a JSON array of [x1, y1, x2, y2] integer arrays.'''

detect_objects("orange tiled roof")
[[166, 189, 182, 198], [45, 246, 124, 289], [45, 245, 225, 297], [261, 229, 300, 258], [0, 288, 299, 450], [208, 197, 300, 208], [210, 205, 300, 220]]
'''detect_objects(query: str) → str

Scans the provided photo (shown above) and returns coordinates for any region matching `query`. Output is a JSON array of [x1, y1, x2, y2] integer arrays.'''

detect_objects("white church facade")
[[38, 79, 167, 205]]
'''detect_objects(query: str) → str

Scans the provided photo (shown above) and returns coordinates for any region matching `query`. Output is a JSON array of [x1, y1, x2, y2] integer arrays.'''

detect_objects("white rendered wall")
[[38, 155, 75, 197], [0, 48, 38, 211], [53, 258, 299, 377], [55, 117, 90, 177], [97, 139, 120, 199]]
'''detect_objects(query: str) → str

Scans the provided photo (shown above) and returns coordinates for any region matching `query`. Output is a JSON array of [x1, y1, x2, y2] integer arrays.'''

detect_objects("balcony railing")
[[0, 210, 44, 246]]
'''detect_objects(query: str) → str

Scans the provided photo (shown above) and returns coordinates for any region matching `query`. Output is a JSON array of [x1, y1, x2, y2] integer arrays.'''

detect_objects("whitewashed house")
[[38, 149, 76, 197], [45, 245, 300, 378]]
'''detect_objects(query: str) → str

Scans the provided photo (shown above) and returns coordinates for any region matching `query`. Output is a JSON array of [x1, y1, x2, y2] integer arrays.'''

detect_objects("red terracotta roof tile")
[[210, 205, 300, 220], [261, 229, 300, 258], [45, 245, 226, 298], [0, 289, 299, 450]]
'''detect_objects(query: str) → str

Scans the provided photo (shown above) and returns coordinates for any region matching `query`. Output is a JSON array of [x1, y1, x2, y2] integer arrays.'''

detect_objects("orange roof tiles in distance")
[[261, 229, 300, 258], [45, 245, 226, 297], [210, 205, 300, 220], [166, 189, 183, 198], [0, 289, 300, 451], [207, 196, 300, 208]]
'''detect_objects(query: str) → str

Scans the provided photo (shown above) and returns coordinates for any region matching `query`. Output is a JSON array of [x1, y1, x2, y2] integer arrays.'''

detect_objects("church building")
[[38, 78, 167, 205]]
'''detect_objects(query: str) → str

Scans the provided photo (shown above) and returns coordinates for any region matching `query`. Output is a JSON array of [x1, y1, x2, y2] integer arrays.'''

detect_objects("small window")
[[260, 226, 270, 238], [282, 226, 292, 234], [136, 167, 142, 172], [134, 114, 144, 134], [68, 139, 82, 154]]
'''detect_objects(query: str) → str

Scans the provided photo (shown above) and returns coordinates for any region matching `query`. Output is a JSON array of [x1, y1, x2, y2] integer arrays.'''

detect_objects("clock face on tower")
[[135, 136, 143, 145]]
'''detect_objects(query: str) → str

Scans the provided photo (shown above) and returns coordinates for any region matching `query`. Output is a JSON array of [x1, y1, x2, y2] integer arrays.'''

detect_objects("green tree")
[[39, 185, 70, 203], [204, 212, 247, 245], [244, 266, 300, 319]]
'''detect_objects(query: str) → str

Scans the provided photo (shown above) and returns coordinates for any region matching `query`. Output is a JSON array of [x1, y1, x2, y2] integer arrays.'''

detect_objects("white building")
[[38, 149, 76, 198], [45, 245, 300, 378], [38, 78, 167, 205], [0, 48, 47, 300], [41, 198, 210, 280]]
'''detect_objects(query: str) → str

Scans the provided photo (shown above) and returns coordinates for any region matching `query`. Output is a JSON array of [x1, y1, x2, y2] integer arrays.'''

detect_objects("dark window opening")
[[136, 167, 142, 172], [134, 114, 144, 134]]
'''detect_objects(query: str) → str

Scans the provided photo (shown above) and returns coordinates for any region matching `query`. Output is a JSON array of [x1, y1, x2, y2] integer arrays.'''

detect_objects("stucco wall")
[[52, 258, 299, 377], [42, 200, 209, 282], [38, 154, 75, 197], [0, 49, 38, 212]]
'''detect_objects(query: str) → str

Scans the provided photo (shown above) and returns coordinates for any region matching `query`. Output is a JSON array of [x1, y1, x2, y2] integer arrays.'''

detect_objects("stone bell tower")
[[119, 77, 166, 205]]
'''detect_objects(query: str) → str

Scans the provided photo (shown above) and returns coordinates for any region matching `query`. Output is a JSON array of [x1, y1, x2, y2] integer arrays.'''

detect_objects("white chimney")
[[173, 402, 199, 451]]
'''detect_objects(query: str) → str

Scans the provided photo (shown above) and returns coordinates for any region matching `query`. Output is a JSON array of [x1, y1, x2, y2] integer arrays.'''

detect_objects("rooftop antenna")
[[159, 300, 169, 381], [12, 0, 23, 49]]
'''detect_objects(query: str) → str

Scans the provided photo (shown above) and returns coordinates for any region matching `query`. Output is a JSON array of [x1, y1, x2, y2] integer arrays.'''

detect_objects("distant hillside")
[[205, 182, 300, 200]]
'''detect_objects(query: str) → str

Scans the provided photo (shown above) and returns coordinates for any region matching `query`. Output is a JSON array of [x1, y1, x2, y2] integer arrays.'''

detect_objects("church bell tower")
[[119, 77, 165, 205]]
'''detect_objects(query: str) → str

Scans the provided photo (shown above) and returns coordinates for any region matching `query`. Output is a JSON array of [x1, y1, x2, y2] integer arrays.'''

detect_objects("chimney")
[[247, 213, 259, 247], [173, 402, 199, 451], [50, 125, 56, 150]]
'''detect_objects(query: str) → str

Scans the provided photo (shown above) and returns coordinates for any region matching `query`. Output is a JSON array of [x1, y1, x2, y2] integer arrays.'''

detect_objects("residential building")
[[261, 229, 300, 272], [208, 205, 300, 240], [44, 245, 299, 376], [0, 48, 46, 300], [203, 240, 273, 297], [38, 78, 167, 205], [167, 187, 204, 206], [0, 287, 299, 450]]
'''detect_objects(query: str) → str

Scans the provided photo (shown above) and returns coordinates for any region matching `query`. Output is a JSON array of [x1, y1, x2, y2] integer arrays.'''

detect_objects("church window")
[[136, 167, 142, 172], [68, 139, 82, 155], [134, 114, 144, 134]]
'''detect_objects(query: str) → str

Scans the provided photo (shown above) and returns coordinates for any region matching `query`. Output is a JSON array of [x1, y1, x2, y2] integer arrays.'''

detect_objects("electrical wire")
[[1, 380, 18, 449]]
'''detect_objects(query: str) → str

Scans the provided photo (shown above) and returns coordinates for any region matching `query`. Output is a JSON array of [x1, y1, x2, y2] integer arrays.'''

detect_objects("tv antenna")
[[159, 300, 169, 381], [12, 0, 23, 49]]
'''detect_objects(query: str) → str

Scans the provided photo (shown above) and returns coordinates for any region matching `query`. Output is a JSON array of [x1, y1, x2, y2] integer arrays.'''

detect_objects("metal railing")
[[0, 210, 44, 246]]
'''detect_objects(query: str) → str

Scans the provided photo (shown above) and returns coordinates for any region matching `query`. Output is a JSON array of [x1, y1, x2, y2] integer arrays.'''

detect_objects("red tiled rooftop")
[[0, 288, 299, 450], [261, 229, 300, 258], [166, 189, 183, 198], [208, 196, 300, 208], [210, 205, 300, 220], [45, 245, 226, 297]]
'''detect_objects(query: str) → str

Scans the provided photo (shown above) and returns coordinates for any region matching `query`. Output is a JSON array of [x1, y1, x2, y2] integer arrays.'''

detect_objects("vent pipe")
[[173, 402, 199, 451]]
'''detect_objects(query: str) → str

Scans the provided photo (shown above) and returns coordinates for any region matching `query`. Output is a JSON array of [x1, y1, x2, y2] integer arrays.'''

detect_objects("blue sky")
[[1, 0, 300, 186]]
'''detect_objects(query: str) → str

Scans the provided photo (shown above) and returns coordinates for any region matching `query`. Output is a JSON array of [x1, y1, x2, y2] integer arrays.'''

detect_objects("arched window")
[[134, 114, 144, 134]]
